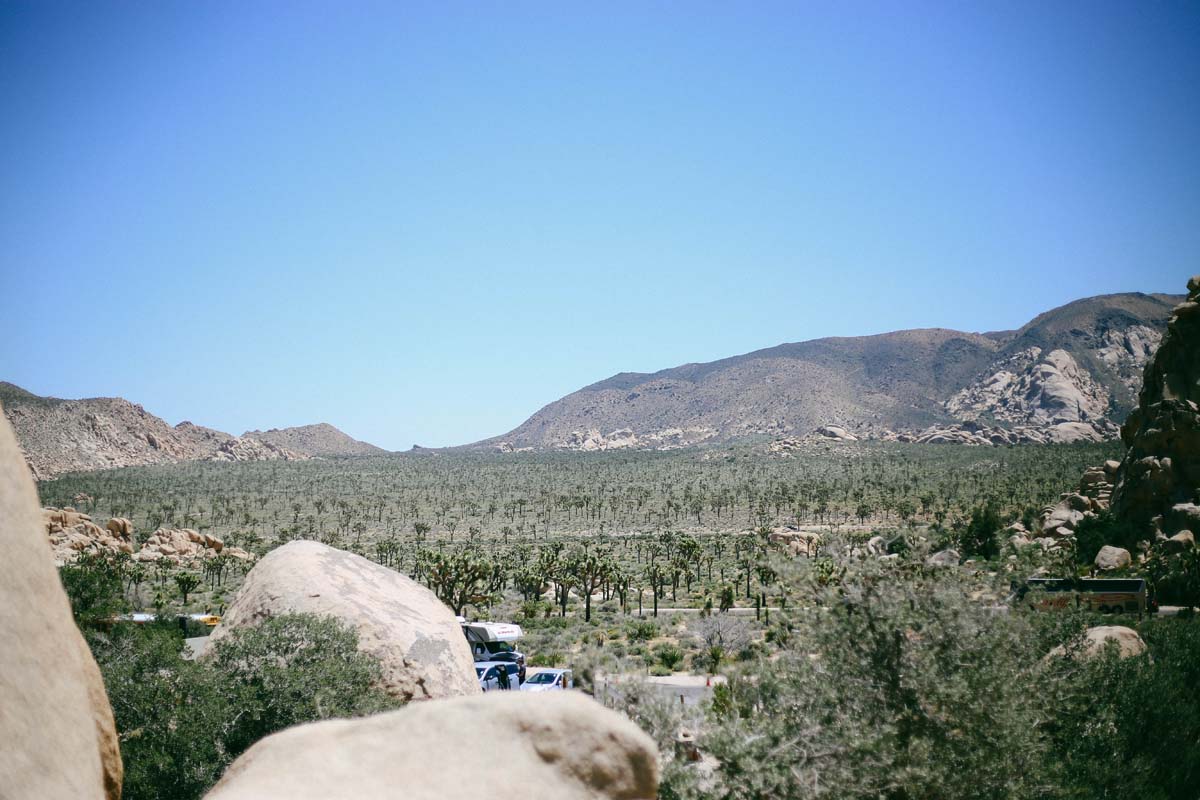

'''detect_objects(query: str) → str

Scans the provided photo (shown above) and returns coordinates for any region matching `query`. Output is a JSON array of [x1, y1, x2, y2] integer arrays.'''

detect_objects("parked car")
[[476, 661, 521, 692], [483, 650, 527, 684], [520, 669, 573, 692]]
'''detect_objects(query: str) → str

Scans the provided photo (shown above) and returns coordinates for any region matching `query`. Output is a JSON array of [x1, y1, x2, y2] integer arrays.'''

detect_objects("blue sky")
[[2, 2, 1197, 449]]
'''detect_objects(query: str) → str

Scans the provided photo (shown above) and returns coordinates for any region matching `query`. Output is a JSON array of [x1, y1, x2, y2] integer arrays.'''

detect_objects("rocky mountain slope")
[[244, 423, 387, 458], [484, 291, 1179, 451], [0, 383, 379, 479]]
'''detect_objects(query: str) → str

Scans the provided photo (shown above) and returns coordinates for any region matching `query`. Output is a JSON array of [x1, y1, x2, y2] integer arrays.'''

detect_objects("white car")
[[520, 669, 573, 692], [476, 661, 521, 692]]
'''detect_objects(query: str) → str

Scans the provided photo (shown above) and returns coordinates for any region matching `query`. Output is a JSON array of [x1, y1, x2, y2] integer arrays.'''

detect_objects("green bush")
[[653, 643, 684, 671], [960, 503, 1002, 559], [1074, 511, 1142, 565], [1050, 618, 1200, 798], [91, 613, 397, 800]]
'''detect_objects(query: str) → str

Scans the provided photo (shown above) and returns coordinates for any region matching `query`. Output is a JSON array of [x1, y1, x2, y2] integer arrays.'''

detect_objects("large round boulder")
[[206, 540, 479, 701], [0, 412, 122, 799], [1050, 625, 1147, 660], [203, 691, 658, 800], [1094, 545, 1132, 571]]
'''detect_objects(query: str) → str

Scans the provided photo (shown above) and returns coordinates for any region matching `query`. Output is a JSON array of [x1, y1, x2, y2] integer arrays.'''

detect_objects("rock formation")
[[0, 411, 122, 799], [44, 507, 135, 566], [1111, 276, 1200, 538], [42, 510, 251, 567], [134, 528, 253, 565], [202, 692, 658, 800], [205, 540, 479, 701]]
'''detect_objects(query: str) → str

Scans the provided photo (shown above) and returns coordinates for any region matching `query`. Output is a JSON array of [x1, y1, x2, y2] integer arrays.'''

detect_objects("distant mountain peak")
[[478, 290, 1180, 452]]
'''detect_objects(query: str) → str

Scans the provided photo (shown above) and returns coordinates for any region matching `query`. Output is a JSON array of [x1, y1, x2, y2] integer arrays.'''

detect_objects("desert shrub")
[[959, 503, 1002, 559], [60, 553, 128, 626], [1049, 618, 1200, 799], [653, 643, 685, 671], [685, 564, 1054, 799], [626, 619, 658, 642], [1144, 547, 1200, 607], [207, 613, 396, 755], [91, 613, 396, 800], [89, 623, 231, 800]]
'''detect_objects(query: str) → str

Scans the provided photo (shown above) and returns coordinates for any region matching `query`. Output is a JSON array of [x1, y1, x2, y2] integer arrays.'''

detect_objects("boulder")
[[203, 692, 657, 800], [0, 412, 122, 799], [926, 549, 960, 568], [206, 540, 479, 701], [1094, 545, 1132, 571], [1050, 625, 1146, 660], [106, 517, 134, 538], [1163, 530, 1196, 554]]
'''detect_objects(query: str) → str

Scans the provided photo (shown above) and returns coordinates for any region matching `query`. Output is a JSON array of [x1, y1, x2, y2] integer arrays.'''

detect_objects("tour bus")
[[1014, 577, 1151, 615]]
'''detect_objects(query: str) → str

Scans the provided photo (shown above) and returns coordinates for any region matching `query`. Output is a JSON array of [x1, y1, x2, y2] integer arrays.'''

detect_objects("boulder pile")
[[1031, 459, 1121, 552], [44, 507, 135, 566], [43, 509, 253, 566], [1111, 275, 1200, 542], [135, 527, 253, 564], [883, 420, 1112, 446], [206, 540, 480, 701]]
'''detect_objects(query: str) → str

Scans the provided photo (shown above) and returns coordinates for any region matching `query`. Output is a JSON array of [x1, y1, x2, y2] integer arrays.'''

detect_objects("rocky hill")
[[483, 291, 1179, 451], [0, 384, 378, 479], [244, 423, 387, 458]]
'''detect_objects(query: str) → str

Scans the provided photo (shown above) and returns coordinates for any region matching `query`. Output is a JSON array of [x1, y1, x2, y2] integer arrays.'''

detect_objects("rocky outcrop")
[[555, 426, 717, 452], [203, 692, 658, 800], [206, 540, 479, 701], [134, 528, 252, 565], [42, 511, 250, 566], [0, 411, 122, 799], [44, 507, 135, 566], [1111, 276, 1200, 537]]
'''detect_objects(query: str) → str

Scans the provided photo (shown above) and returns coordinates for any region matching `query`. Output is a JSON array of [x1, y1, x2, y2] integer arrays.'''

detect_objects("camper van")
[[460, 619, 526, 684]]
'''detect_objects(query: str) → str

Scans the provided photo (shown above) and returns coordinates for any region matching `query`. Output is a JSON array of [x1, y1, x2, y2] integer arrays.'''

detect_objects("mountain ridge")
[[0, 383, 386, 479], [481, 291, 1181, 452]]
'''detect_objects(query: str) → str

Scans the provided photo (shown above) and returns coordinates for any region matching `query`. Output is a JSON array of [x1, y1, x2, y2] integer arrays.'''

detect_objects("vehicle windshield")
[[486, 642, 516, 654], [527, 672, 559, 684]]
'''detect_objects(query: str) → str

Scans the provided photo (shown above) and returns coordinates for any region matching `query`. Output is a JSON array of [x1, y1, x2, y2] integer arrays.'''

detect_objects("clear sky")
[[2, 2, 1197, 450]]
